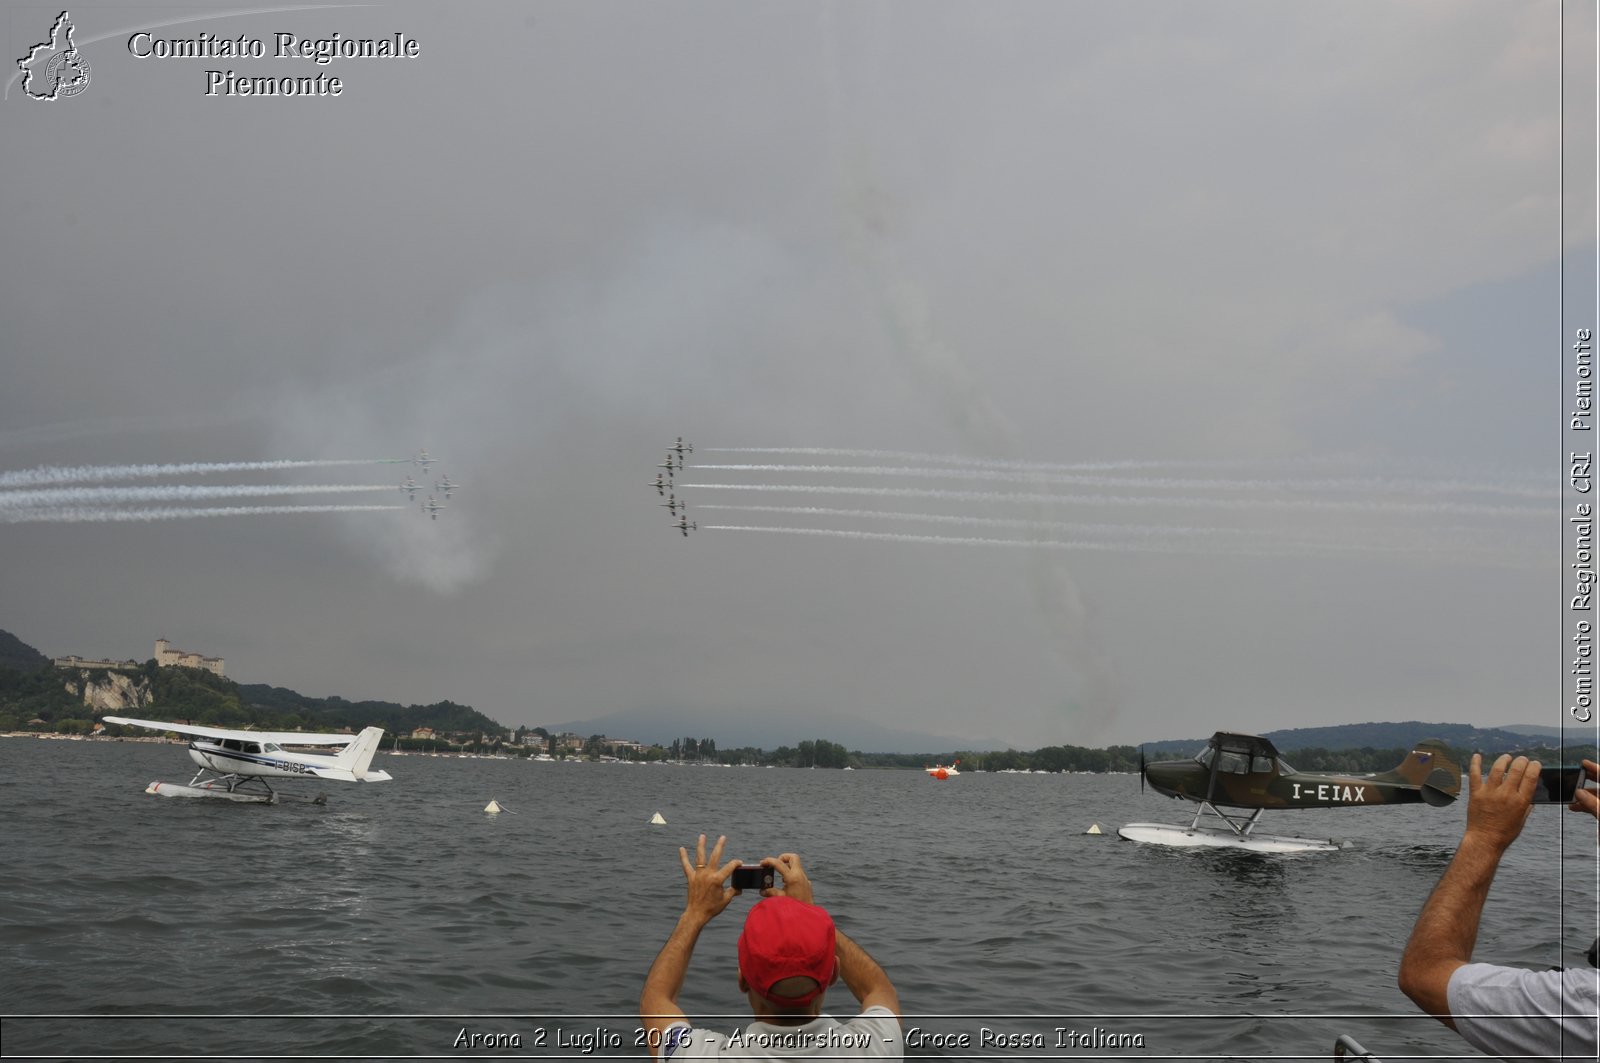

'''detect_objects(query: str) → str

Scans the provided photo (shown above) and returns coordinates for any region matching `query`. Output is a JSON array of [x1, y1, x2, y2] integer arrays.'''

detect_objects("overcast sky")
[[2, 0, 1594, 751]]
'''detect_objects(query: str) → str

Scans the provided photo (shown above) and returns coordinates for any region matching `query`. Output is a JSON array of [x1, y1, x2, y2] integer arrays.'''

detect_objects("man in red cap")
[[640, 834, 902, 1059]]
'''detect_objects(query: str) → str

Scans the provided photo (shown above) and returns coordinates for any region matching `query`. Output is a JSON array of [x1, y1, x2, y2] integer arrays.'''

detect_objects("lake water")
[[1, 738, 1595, 1060]]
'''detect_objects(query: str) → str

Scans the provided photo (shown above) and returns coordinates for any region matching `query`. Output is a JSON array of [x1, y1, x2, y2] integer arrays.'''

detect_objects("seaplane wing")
[[103, 717, 393, 804], [103, 716, 356, 747], [1119, 732, 1461, 852]]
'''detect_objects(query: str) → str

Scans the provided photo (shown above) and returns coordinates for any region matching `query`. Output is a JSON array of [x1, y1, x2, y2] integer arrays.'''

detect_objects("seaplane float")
[[1118, 732, 1461, 853], [103, 716, 392, 804]]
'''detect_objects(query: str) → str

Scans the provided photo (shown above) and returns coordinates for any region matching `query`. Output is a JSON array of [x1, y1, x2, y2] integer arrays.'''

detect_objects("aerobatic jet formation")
[[648, 440, 695, 537]]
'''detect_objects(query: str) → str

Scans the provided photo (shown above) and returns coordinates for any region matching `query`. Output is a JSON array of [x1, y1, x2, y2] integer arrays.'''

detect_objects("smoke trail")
[[0, 459, 408, 489], [690, 463, 1551, 500], [2, 504, 407, 524], [679, 482, 1546, 519], [701, 448, 1546, 496], [702, 524, 1525, 564], [698, 504, 1263, 539], [0, 483, 398, 509], [693, 504, 1485, 550]]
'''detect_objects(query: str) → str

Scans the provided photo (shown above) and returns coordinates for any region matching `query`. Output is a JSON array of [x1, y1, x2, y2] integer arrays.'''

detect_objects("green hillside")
[[0, 629, 49, 674], [0, 627, 507, 737]]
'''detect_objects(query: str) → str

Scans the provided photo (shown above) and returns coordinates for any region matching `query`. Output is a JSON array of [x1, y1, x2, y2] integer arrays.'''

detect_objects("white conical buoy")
[[650, 811, 666, 825], [1085, 823, 1103, 835], [485, 798, 502, 814]]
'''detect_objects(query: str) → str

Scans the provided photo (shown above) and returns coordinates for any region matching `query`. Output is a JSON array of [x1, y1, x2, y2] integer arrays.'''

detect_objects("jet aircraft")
[[660, 494, 685, 515], [1119, 732, 1462, 852], [434, 474, 460, 498], [102, 716, 392, 804], [674, 518, 697, 537], [413, 448, 437, 469], [649, 475, 669, 496], [421, 496, 445, 520], [400, 475, 421, 500], [668, 437, 694, 456], [656, 455, 681, 476]]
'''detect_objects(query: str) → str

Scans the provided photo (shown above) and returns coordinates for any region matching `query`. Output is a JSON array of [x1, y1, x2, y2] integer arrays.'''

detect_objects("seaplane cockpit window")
[[1252, 755, 1274, 773], [1216, 751, 1250, 774], [223, 739, 241, 751], [244, 742, 261, 754], [1277, 757, 1296, 775], [1194, 747, 1215, 767], [263, 742, 281, 753]]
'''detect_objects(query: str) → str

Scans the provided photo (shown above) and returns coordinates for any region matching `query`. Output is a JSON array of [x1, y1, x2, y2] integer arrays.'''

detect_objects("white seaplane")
[[103, 716, 392, 804], [925, 759, 960, 780]]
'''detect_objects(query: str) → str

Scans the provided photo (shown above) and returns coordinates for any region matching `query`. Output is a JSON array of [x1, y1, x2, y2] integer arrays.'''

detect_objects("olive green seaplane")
[[1118, 732, 1462, 853]]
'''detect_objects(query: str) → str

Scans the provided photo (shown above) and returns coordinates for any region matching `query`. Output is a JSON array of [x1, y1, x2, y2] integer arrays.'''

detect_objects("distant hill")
[[0, 629, 49, 674], [238, 684, 504, 736], [1142, 720, 1582, 757], [552, 704, 1002, 755], [1497, 723, 1595, 740], [0, 625, 508, 737]]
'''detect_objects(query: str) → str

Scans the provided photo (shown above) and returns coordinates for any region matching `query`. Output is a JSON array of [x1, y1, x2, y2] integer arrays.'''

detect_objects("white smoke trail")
[[0, 458, 407, 489], [0, 483, 398, 509], [2, 504, 407, 524], [678, 482, 1546, 519], [701, 524, 1523, 564], [697, 504, 1256, 539], [698, 505, 1534, 556], [701, 447, 1546, 496], [690, 463, 1551, 500]]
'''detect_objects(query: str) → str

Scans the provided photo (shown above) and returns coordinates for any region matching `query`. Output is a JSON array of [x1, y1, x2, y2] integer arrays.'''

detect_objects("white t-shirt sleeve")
[[1447, 962, 1599, 1061]]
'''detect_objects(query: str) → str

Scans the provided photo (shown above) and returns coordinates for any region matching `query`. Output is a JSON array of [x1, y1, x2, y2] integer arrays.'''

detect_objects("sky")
[[2, 0, 1595, 752]]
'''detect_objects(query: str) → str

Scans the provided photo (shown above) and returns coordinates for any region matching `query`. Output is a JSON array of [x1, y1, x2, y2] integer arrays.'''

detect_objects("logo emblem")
[[17, 11, 91, 101]]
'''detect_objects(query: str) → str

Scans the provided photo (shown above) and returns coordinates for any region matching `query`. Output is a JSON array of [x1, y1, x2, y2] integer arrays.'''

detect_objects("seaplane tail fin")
[[331, 727, 392, 782], [1376, 739, 1460, 806]]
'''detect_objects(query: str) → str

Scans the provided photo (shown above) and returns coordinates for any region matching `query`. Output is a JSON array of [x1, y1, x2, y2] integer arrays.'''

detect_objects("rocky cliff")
[[62, 670, 152, 712]]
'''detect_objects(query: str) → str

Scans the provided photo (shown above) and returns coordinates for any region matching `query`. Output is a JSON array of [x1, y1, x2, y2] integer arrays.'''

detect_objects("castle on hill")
[[53, 637, 224, 677], [154, 638, 224, 676]]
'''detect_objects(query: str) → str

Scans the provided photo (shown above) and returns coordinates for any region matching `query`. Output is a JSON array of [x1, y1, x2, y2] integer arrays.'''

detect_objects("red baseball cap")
[[737, 896, 837, 1005]]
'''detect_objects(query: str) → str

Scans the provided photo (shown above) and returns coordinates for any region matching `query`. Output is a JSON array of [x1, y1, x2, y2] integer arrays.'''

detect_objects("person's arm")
[[640, 835, 741, 1060], [760, 853, 901, 1018], [834, 927, 901, 1017], [1398, 753, 1540, 1028]]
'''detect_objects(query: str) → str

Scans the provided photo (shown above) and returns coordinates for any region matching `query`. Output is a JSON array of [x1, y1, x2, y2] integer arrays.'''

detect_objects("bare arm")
[[835, 927, 901, 1017], [639, 835, 741, 1060], [1398, 753, 1540, 1028]]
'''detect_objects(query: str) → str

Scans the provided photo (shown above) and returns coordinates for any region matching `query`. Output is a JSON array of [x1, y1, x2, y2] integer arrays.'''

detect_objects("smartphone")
[[730, 865, 774, 891], [1535, 765, 1594, 804]]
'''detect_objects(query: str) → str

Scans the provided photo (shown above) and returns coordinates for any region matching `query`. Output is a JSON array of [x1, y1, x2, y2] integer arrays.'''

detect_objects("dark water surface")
[[2, 738, 1594, 1060]]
